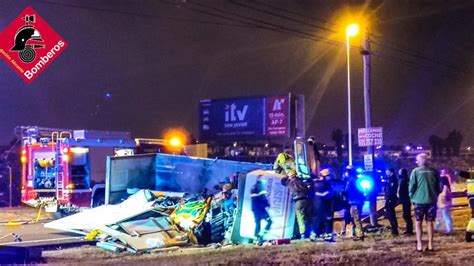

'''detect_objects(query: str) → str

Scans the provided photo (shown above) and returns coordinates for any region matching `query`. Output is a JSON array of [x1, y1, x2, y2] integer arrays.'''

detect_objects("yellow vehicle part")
[[85, 229, 101, 240], [467, 219, 474, 233], [467, 180, 474, 195]]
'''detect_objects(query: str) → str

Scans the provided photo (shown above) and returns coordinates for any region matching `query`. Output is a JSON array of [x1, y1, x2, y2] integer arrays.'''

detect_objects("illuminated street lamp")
[[346, 23, 359, 166]]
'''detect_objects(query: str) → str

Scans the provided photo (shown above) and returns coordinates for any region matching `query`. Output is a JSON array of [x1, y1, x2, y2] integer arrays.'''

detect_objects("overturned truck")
[[46, 154, 297, 252]]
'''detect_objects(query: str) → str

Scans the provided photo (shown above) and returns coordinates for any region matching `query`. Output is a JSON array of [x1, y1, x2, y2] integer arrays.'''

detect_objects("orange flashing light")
[[169, 137, 182, 147]]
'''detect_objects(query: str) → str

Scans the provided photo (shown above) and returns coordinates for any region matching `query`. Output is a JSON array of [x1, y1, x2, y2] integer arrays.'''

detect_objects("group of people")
[[384, 153, 454, 251], [253, 146, 455, 250], [272, 148, 341, 242]]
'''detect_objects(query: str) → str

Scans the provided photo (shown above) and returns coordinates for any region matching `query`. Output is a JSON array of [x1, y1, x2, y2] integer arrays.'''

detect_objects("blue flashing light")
[[356, 168, 364, 174], [356, 175, 374, 194], [360, 179, 372, 190]]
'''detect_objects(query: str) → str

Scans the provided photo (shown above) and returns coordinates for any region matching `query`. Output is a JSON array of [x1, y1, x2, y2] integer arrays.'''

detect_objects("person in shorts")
[[409, 153, 441, 252]]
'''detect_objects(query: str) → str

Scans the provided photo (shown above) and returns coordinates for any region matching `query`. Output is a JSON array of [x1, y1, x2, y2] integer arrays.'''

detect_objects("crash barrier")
[[105, 153, 271, 204]]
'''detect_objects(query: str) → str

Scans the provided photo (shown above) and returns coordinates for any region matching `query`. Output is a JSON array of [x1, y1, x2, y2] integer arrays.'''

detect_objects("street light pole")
[[346, 33, 353, 166], [346, 24, 359, 166]]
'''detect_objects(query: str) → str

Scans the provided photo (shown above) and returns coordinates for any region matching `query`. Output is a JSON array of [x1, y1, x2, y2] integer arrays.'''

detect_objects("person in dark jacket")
[[282, 171, 313, 239], [384, 169, 399, 236], [250, 175, 272, 245], [344, 167, 365, 240], [312, 168, 334, 241], [398, 168, 413, 235]]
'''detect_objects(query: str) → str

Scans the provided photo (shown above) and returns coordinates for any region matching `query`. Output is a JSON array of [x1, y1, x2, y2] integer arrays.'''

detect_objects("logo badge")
[[0, 6, 67, 83]]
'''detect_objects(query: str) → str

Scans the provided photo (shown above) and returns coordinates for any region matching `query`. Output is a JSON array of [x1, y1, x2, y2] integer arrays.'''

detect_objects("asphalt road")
[[0, 220, 87, 248]]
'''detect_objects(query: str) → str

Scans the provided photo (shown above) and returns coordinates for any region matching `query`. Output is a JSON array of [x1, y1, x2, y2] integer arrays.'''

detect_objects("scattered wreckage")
[[45, 154, 297, 254]]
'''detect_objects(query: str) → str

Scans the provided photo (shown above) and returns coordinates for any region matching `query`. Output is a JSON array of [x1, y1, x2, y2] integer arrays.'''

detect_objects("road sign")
[[364, 154, 373, 171], [358, 127, 383, 147]]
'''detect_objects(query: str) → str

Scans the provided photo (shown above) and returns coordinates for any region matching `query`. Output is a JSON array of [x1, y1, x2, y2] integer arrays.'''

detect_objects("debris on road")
[[45, 189, 197, 253], [45, 170, 296, 254], [0, 232, 22, 242]]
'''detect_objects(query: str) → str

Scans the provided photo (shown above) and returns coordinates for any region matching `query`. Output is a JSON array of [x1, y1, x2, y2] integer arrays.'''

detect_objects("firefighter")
[[282, 170, 313, 239], [250, 175, 272, 245], [273, 150, 296, 175], [221, 183, 238, 242], [312, 168, 335, 242]]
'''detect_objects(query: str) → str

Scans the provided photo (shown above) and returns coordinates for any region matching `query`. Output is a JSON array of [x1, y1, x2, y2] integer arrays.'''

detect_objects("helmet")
[[11, 25, 43, 51]]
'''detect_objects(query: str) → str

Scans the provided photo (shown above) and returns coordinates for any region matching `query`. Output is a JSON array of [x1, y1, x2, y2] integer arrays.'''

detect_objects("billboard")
[[200, 95, 290, 141]]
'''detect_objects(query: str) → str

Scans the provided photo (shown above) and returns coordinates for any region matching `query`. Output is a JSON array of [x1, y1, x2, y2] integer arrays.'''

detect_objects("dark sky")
[[1, 0, 473, 146]]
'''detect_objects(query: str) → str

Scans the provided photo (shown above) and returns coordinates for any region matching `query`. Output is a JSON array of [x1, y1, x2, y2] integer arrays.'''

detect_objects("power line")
[[241, 0, 467, 76], [371, 51, 442, 74], [184, 0, 344, 47], [371, 39, 467, 75], [40, 0, 342, 50], [229, 0, 338, 34], [37, 0, 266, 30], [180, 0, 462, 77], [40, 0, 468, 77], [249, 0, 339, 28]]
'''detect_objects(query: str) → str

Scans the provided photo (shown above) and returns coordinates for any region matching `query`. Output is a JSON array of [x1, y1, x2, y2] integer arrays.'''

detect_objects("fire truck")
[[17, 126, 178, 215]]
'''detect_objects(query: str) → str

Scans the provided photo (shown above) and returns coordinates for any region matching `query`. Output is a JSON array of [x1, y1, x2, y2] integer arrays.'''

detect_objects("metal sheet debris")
[[45, 169, 296, 253]]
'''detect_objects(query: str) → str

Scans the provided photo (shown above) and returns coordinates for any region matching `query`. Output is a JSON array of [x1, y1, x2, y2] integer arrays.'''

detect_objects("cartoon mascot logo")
[[10, 14, 45, 63]]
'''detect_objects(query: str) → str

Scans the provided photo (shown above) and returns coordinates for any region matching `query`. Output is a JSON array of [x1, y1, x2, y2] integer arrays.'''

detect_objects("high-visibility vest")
[[273, 152, 296, 175]]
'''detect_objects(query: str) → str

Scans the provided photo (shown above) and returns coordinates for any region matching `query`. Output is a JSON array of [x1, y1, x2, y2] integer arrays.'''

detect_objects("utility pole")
[[362, 28, 373, 157], [362, 28, 378, 227]]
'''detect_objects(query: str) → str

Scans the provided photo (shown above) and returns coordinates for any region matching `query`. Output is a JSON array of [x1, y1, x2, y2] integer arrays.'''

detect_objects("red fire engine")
[[17, 126, 178, 215]]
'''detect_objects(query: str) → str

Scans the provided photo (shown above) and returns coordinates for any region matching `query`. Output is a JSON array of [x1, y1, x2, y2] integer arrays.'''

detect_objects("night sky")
[[1, 0, 473, 146]]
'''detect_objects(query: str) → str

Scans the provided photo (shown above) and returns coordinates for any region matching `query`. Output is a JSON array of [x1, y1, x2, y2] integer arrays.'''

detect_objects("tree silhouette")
[[428, 135, 442, 158], [343, 133, 356, 151], [331, 129, 344, 160], [446, 130, 463, 157]]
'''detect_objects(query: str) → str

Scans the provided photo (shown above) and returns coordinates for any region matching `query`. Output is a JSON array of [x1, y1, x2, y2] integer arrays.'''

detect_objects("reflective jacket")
[[273, 152, 296, 175]]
